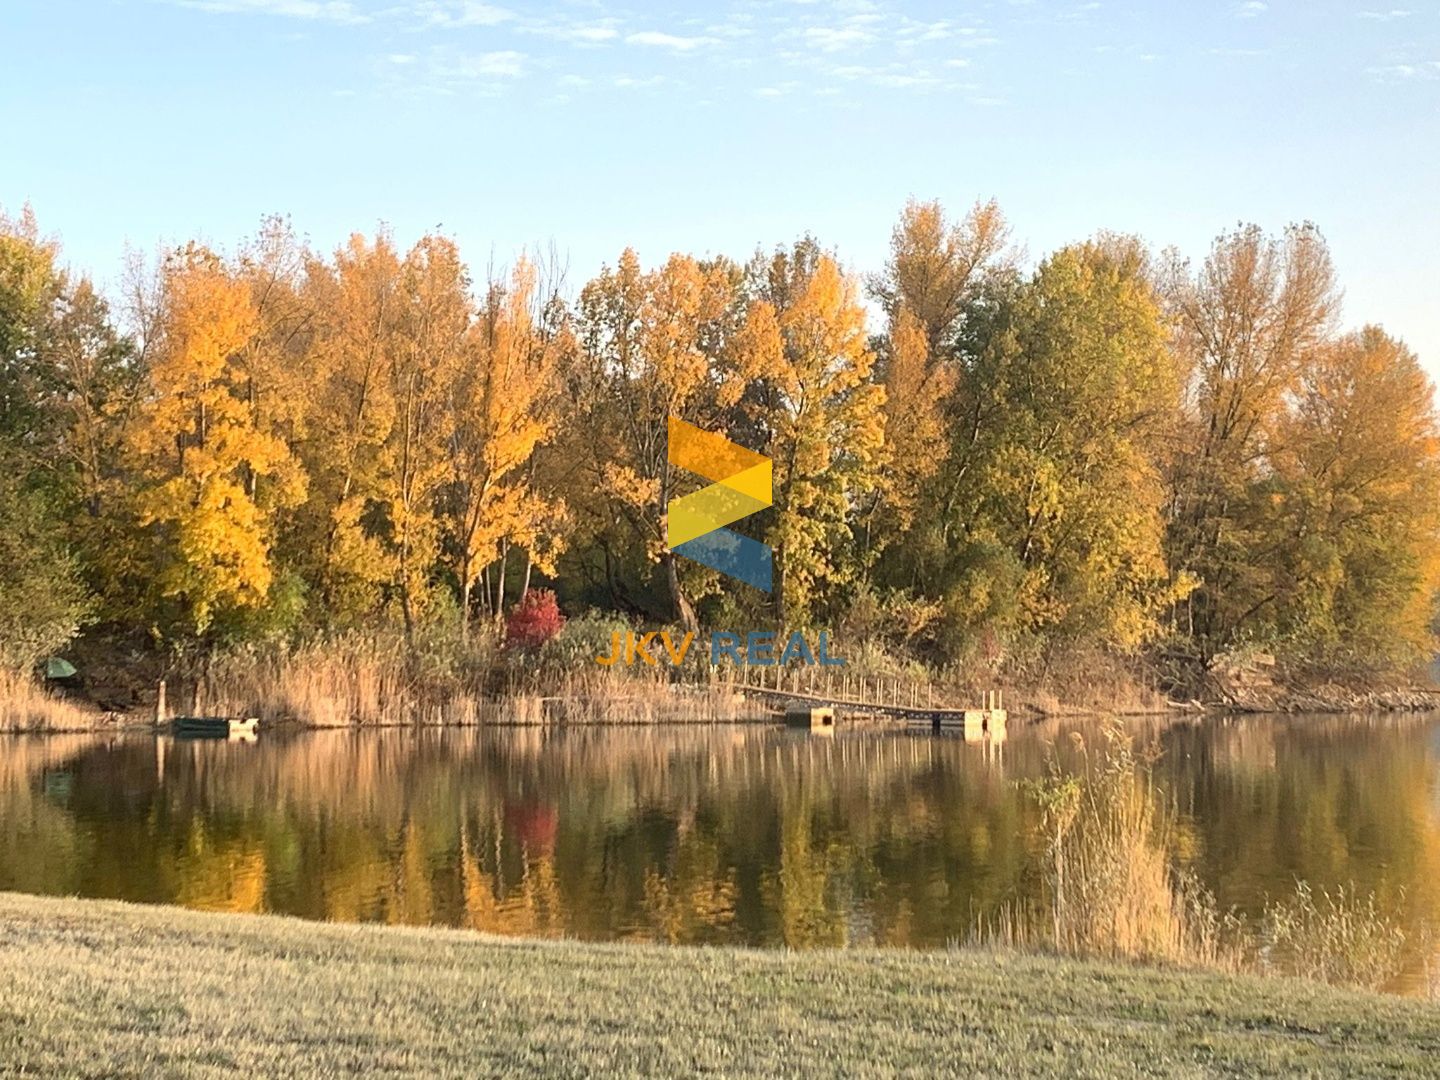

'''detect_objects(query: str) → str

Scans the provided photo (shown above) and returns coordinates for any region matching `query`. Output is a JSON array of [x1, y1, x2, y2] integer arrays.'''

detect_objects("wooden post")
[[154, 680, 167, 725]]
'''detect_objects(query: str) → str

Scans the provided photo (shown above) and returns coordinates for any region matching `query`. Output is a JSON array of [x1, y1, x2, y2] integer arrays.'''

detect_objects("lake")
[[3, 714, 1438, 986]]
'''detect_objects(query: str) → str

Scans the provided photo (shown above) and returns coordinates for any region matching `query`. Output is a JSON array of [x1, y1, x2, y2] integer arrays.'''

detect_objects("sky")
[[3, 0, 1438, 369]]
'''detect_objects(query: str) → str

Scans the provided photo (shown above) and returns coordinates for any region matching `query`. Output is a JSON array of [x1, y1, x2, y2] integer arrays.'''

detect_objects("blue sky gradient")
[[4, 0, 1437, 367]]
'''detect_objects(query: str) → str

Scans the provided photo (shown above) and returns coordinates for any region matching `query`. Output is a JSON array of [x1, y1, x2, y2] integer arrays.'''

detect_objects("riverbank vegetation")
[[989, 726, 1427, 993], [4, 890, 1440, 1078], [3, 200, 1438, 724]]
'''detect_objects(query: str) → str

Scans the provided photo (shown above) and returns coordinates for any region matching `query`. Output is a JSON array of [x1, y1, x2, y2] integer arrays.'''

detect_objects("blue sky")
[[4, 0, 1438, 368]]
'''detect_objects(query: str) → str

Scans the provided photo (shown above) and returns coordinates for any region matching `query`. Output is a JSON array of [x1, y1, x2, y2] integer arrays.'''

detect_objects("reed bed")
[[0, 670, 97, 732], [981, 724, 1420, 992], [978, 725, 1244, 969], [194, 636, 767, 726]]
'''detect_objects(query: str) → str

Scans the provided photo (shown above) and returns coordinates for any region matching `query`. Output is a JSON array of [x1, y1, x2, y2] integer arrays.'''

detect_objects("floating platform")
[[907, 691, 1007, 742], [912, 708, 1007, 742], [171, 716, 259, 740], [785, 705, 836, 734]]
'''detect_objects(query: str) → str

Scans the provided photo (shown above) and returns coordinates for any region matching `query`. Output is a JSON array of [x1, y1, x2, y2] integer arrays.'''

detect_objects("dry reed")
[[0, 670, 97, 732], [978, 725, 1243, 968]]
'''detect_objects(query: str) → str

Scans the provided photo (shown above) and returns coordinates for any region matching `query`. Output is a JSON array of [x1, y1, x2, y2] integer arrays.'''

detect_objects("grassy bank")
[[3, 893, 1440, 1077]]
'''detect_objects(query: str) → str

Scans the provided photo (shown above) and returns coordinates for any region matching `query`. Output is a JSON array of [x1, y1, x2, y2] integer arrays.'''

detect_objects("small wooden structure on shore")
[[171, 716, 259, 740]]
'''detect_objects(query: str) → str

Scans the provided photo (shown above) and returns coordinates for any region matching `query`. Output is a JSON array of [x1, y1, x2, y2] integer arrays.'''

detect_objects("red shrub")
[[505, 588, 566, 650]]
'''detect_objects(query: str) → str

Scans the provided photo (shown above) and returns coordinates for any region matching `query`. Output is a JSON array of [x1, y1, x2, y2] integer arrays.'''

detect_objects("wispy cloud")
[[170, 0, 370, 23], [1235, 1, 1267, 17], [454, 49, 525, 77], [525, 18, 621, 44], [803, 25, 876, 51], [625, 30, 721, 51], [612, 73, 667, 89], [390, 46, 528, 95], [1370, 59, 1440, 80], [413, 1, 514, 28], [1358, 9, 1412, 20], [168, 0, 1004, 102]]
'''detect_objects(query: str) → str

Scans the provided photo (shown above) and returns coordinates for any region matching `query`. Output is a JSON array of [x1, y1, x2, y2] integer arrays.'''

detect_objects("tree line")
[[2, 199, 1436, 678]]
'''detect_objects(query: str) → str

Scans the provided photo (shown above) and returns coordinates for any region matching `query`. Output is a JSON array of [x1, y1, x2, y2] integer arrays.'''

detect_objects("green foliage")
[[0, 475, 92, 669], [924, 241, 1180, 653]]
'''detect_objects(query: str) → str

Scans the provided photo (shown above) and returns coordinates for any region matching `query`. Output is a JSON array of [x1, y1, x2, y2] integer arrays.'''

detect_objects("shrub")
[[505, 589, 566, 650]]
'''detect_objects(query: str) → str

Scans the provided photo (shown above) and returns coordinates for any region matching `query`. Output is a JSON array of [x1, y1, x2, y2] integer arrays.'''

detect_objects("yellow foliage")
[[128, 245, 304, 632]]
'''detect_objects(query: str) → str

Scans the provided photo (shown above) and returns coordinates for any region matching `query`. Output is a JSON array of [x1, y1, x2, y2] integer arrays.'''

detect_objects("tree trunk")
[[493, 542, 509, 624], [662, 552, 698, 635]]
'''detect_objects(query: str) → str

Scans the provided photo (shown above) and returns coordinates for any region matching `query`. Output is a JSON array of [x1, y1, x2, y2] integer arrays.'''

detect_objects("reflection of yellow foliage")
[[457, 816, 563, 938], [769, 806, 848, 948], [639, 862, 737, 945], [172, 830, 268, 915]]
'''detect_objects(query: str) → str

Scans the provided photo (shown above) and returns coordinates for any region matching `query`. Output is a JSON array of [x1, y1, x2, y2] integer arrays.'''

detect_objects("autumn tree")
[[571, 249, 738, 630], [0, 206, 66, 465], [735, 241, 885, 624], [1, 207, 137, 570], [385, 235, 469, 642], [870, 197, 1011, 359], [0, 207, 107, 664], [932, 240, 1179, 650], [126, 244, 305, 635], [1261, 328, 1440, 667], [1163, 223, 1339, 654], [297, 232, 404, 622], [450, 258, 567, 635], [298, 231, 468, 643], [866, 199, 1012, 571]]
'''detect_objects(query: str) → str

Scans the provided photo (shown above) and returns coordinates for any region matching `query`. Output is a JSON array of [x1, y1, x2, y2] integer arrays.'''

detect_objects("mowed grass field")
[[2, 892, 1440, 1078]]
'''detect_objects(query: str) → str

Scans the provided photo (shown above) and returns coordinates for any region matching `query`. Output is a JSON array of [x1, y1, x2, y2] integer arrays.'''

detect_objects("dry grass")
[[1261, 881, 1416, 991], [200, 637, 420, 725], [5, 891, 1440, 1078], [981, 725, 1419, 993], [981, 725, 1242, 969], [0, 670, 98, 732], [196, 637, 769, 726]]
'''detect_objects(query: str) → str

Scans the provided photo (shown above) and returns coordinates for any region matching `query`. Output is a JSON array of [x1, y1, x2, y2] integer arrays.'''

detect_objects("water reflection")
[[2, 716, 1439, 978]]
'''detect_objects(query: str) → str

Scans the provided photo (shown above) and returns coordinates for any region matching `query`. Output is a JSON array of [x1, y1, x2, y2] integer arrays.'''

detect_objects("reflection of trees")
[[0, 735, 102, 896], [6, 716, 1440, 959], [0, 728, 1036, 945], [1150, 715, 1440, 916]]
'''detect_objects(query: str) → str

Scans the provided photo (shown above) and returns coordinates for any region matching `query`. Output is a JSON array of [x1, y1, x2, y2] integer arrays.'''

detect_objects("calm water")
[[3, 715, 1439, 974]]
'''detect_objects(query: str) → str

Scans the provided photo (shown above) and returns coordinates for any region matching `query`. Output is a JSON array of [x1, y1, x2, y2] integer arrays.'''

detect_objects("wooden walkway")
[[735, 682, 1008, 735]]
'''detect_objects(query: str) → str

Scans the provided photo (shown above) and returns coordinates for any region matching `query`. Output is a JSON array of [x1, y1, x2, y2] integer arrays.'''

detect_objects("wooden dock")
[[744, 684, 1006, 741]]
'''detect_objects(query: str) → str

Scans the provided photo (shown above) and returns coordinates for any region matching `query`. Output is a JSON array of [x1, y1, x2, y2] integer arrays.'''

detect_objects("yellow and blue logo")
[[666, 416, 773, 592]]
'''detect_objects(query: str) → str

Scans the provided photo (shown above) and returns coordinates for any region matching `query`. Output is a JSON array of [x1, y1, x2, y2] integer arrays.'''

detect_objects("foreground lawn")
[[2, 893, 1439, 1077]]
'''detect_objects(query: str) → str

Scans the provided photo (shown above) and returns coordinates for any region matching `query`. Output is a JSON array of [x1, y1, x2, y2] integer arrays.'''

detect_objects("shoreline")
[[4, 891, 1440, 1077], [5, 690, 1438, 735]]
